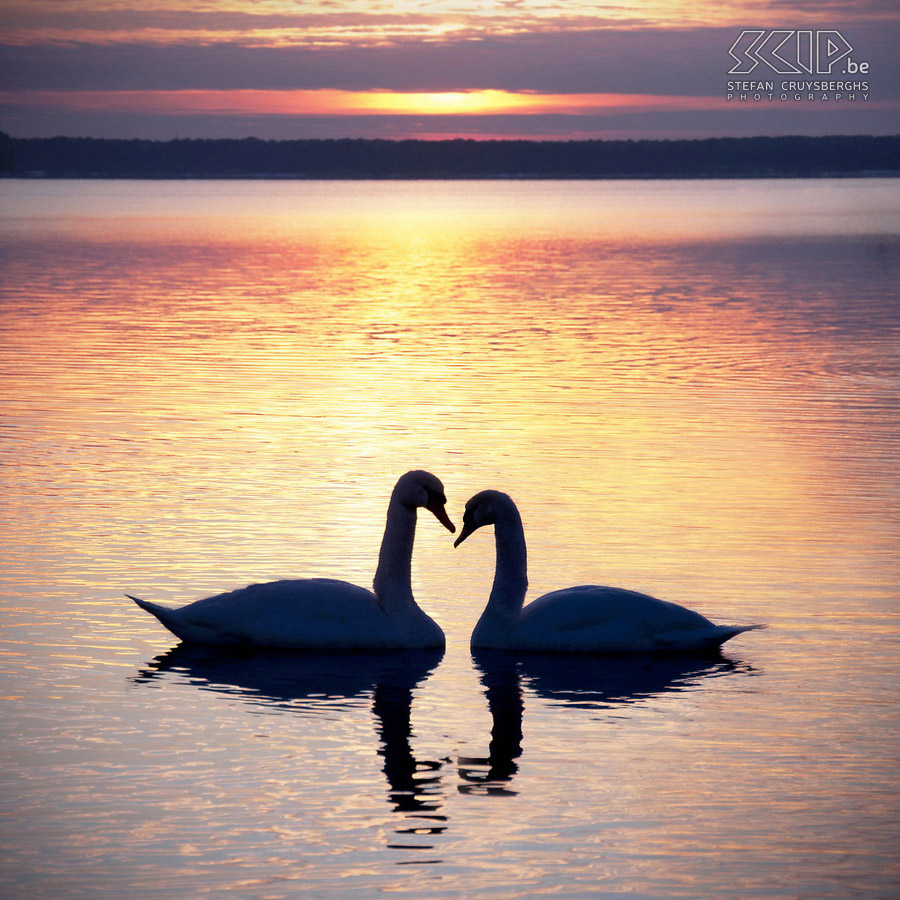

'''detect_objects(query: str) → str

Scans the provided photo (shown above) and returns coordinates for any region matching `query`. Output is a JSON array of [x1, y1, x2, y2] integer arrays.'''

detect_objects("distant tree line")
[[2, 133, 898, 178], [0, 132, 14, 172]]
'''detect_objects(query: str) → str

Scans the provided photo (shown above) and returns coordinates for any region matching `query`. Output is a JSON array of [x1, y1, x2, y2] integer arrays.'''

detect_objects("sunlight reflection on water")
[[1, 179, 898, 899]]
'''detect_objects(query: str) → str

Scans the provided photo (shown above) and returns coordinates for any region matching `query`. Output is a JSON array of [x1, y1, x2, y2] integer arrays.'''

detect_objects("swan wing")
[[133, 579, 406, 648], [512, 585, 724, 652]]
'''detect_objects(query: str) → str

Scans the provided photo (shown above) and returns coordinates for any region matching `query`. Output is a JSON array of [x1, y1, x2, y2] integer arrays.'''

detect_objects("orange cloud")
[[3, 0, 888, 52], [5, 0, 893, 48]]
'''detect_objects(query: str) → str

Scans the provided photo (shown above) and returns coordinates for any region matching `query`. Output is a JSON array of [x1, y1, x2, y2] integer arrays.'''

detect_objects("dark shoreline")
[[4, 134, 898, 180]]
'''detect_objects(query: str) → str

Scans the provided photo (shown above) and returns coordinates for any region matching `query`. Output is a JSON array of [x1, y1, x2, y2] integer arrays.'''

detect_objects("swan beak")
[[427, 501, 456, 534], [453, 519, 477, 548]]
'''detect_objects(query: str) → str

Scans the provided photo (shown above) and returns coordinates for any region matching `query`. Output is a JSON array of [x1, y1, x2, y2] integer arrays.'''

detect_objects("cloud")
[[1, 5, 896, 140], [758, 0, 898, 12], [1, 25, 897, 97], [2, 0, 894, 49]]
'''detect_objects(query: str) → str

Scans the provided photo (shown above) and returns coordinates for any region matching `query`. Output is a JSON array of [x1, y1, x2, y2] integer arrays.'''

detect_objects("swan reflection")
[[458, 651, 523, 795], [133, 645, 447, 853], [131, 645, 753, 850], [465, 649, 752, 793]]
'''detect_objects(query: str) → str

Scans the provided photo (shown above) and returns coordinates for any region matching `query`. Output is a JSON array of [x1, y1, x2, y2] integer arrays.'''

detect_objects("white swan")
[[128, 471, 455, 649], [455, 490, 762, 652]]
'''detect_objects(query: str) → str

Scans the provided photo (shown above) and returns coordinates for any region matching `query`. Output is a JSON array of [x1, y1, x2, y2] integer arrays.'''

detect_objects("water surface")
[[1, 178, 898, 898]]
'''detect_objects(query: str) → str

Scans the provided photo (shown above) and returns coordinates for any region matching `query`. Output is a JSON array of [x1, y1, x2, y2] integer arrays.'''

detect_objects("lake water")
[[1, 178, 898, 899]]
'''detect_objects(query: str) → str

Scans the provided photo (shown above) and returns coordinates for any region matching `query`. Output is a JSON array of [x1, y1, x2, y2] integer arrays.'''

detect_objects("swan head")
[[395, 470, 456, 533], [454, 490, 514, 547]]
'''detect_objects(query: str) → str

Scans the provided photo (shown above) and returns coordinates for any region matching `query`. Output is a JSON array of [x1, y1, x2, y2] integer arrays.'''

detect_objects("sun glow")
[[1, 88, 725, 118], [356, 91, 523, 114]]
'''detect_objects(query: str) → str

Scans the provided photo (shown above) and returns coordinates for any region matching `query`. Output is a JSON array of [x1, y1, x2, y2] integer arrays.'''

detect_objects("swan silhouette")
[[128, 470, 455, 649], [455, 490, 762, 652]]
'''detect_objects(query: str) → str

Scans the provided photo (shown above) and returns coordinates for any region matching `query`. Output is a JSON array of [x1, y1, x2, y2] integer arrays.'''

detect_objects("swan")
[[455, 490, 762, 652], [128, 470, 455, 649]]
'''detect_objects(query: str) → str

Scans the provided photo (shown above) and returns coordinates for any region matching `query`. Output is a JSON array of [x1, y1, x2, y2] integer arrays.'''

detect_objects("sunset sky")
[[1, 0, 898, 140]]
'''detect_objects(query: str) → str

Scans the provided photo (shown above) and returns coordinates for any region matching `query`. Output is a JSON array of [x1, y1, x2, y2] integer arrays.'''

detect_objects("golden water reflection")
[[2, 181, 897, 625], [1, 179, 898, 898]]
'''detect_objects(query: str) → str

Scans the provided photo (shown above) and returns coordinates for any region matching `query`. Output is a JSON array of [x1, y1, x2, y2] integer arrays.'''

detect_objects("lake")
[[1, 178, 898, 899]]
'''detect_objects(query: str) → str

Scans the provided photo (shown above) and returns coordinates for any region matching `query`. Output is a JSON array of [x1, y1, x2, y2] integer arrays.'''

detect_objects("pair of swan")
[[130, 470, 761, 652]]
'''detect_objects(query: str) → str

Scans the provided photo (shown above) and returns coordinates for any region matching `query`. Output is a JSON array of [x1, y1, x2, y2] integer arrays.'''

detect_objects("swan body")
[[129, 470, 455, 649], [456, 490, 762, 653]]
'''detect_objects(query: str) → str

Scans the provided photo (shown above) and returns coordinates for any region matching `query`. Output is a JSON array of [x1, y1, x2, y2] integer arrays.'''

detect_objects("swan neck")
[[373, 494, 417, 613], [488, 505, 528, 614], [471, 501, 528, 649]]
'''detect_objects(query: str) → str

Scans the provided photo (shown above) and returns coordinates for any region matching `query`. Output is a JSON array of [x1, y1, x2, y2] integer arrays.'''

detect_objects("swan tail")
[[127, 594, 187, 641], [655, 622, 765, 651], [709, 622, 765, 646]]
